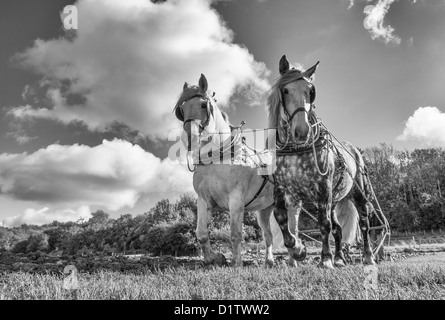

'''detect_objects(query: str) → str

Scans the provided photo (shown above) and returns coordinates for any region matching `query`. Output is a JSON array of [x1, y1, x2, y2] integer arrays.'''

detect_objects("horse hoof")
[[287, 258, 297, 268], [206, 253, 227, 267], [318, 259, 334, 269], [363, 255, 376, 265], [291, 246, 307, 262], [230, 259, 242, 268], [334, 259, 346, 268], [264, 259, 274, 268]]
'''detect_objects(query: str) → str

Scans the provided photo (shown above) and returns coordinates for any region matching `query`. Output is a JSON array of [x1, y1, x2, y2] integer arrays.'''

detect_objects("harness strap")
[[332, 146, 347, 196], [287, 107, 307, 123], [245, 175, 269, 208]]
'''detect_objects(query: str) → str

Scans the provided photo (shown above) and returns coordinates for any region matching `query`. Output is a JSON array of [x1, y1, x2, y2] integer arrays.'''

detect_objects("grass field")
[[1, 252, 444, 300]]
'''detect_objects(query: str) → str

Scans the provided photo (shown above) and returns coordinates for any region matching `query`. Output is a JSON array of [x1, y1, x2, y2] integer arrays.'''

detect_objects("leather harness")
[[176, 92, 271, 209]]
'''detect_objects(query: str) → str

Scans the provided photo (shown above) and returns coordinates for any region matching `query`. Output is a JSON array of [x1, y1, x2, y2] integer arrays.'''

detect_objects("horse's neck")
[[213, 106, 230, 132], [212, 106, 232, 144]]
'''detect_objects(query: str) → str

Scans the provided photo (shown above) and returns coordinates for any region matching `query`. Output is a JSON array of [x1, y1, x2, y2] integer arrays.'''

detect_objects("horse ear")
[[303, 61, 320, 80], [183, 82, 189, 90], [198, 74, 208, 92], [279, 55, 290, 75]]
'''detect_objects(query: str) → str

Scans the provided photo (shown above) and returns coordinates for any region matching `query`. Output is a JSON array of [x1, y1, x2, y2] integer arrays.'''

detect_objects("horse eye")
[[201, 102, 207, 109], [283, 88, 289, 95]]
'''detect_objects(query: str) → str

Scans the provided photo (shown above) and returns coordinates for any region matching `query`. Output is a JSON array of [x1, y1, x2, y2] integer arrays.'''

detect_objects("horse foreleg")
[[331, 203, 346, 267], [286, 203, 302, 267], [229, 195, 244, 267], [196, 198, 226, 266], [318, 201, 334, 269], [273, 186, 306, 266], [257, 205, 274, 268]]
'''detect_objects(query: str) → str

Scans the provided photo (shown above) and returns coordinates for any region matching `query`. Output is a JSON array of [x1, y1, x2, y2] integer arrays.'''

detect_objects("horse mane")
[[221, 111, 230, 124], [267, 65, 308, 129]]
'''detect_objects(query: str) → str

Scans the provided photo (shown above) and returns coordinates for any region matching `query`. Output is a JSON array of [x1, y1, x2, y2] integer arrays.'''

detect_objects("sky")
[[1, 0, 445, 227]]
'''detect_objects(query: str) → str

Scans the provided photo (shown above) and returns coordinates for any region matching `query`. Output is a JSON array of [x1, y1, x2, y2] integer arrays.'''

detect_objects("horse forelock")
[[173, 86, 207, 114], [267, 68, 308, 129], [174, 85, 232, 130]]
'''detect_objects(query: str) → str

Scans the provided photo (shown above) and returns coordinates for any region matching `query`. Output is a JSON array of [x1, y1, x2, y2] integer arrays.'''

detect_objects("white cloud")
[[7, 131, 37, 145], [10, 0, 270, 139], [363, 0, 401, 45], [2, 206, 92, 228], [397, 106, 445, 146], [348, 0, 356, 9], [0, 139, 194, 211]]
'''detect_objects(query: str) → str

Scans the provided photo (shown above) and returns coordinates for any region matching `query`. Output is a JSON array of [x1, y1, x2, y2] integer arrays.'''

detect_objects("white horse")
[[174, 74, 277, 267]]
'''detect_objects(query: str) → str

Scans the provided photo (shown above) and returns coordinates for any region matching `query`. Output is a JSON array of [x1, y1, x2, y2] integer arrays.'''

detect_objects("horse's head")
[[174, 74, 230, 152], [270, 55, 319, 145]]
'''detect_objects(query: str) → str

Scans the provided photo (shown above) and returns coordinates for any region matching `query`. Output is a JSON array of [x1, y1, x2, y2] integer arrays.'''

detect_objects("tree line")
[[363, 144, 445, 232], [0, 194, 260, 256], [0, 145, 444, 257]]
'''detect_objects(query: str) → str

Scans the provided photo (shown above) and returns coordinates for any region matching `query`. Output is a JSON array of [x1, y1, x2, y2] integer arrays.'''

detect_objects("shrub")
[[209, 225, 231, 249], [12, 240, 29, 254], [142, 224, 167, 255], [143, 221, 198, 256], [418, 194, 445, 230], [162, 221, 197, 256], [26, 234, 49, 253], [389, 200, 419, 232], [243, 225, 260, 242]]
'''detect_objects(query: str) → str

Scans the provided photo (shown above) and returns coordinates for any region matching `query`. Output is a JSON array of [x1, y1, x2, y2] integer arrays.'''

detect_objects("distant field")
[[1, 252, 444, 300]]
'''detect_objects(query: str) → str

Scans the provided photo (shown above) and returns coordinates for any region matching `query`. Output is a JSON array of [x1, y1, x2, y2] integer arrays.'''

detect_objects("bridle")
[[175, 94, 213, 133], [280, 76, 316, 123], [175, 92, 219, 172], [278, 76, 319, 148]]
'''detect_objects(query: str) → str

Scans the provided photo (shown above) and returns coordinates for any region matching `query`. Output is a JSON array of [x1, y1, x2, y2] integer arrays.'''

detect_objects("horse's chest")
[[275, 155, 328, 201]]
